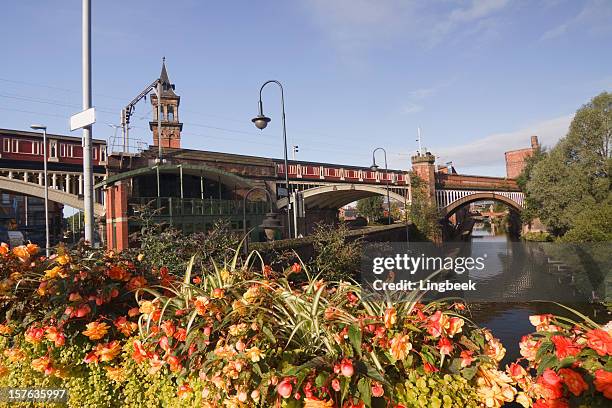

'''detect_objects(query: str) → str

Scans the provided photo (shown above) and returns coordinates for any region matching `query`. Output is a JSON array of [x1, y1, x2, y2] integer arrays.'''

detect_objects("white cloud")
[[301, 0, 511, 56], [432, 114, 574, 175], [401, 103, 423, 114], [539, 0, 612, 41]]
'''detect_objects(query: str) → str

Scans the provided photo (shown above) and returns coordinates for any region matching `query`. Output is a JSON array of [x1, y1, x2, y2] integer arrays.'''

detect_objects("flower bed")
[[0, 243, 610, 407]]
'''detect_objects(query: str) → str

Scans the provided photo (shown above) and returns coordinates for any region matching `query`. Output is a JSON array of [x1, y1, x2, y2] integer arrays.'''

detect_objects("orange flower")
[[177, 383, 192, 399], [95, 341, 121, 362], [132, 340, 148, 363], [45, 326, 66, 347], [194, 296, 210, 315], [127, 275, 147, 290], [108, 265, 130, 281], [12, 245, 30, 262], [82, 321, 110, 340], [290, 263, 302, 273], [0, 243, 9, 255], [114, 316, 137, 337], [390, 334, 412, 361], [24, 326, 44, 344], [105, 366, 126, 382], [31, 356, 53, 375], [384, 307, 397, 329], [586, 329, 612, 356], [447, 317, 464, 337], [3, 347, 25, 362], [593, 369, 612, 399], [26, 243, 39, 255], [0, 324, 13, 335], [303, 397, 334, 408], [558, 368, 588, 397]]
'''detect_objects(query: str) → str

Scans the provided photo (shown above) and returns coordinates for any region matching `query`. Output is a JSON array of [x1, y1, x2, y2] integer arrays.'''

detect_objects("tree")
[[356, 196, 384, 222], [524, 92, 612, 238]]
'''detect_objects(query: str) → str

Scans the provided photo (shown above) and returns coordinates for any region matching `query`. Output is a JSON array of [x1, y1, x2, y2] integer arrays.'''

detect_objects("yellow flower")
[[232, 300, 247, 316], [139, 300, 156, 315], [105, 365, 126, 382], [31, 356, 52, 373], [45, 266, 63, 279], [384, 307, 397, 329], [390, 334, 412, 361], [82, 321, 110, 340], [245, 347, 264, 362], [0, 324, 13, 335], [56, 254, 70, 265], [0, 364, 8, 378]]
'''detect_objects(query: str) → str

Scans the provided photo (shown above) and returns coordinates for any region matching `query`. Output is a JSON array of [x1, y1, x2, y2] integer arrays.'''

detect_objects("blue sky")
[[1, 0, 610, 176]]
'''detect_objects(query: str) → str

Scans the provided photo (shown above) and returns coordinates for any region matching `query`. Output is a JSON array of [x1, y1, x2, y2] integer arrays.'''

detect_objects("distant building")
[[339, 206, 358, 221], [505, 136, 539, 179]]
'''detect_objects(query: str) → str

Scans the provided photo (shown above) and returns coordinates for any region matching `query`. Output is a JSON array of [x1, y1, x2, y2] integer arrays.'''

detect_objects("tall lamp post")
[[251, 80, 293, 239], [30, 124, 50, 256], [370, 147, 391, 225], [242, 187, 281, 254]]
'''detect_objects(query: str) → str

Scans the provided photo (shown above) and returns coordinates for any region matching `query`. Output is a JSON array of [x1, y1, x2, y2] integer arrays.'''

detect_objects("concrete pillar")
[[8, 171, 13, 179], [66, 174, 71, 194], [38, 172, 44, 186], [23, 171, 29, 183], [52, 173, 57, 189], [78, 175, 83, 195]]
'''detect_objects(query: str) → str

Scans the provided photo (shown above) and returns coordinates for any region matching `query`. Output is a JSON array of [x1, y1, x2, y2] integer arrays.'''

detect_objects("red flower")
[[586, 329, 612, 356], [331, 378, 341, 392], [173, 328, 187, 342], [161, 320, 176, 337], [558, 368, 588, 396], [460, 350, 474, 367], [537, 369, 563, 400], [132, 340, 148, 363], [593, 369, 612, 399], [533, 399, 569, 408], [83, 351, 98, 364], [437, 337, 453, 356], [290, 263, 302, 273], [423, 362, 439, 373], [551, 335, 582, 359]]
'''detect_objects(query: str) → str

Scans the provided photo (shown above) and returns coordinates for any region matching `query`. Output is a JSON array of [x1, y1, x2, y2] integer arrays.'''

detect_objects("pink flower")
[[437, 337, 453, 356], [371, 381, 384, 397], [277, 379, 293, 398], [340, 359, 354, 377]]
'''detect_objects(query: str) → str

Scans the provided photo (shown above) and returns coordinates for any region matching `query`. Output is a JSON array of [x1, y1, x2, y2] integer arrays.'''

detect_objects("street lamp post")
[[30, 124, 50, 257], [370, 147, 392, 225], [251, 80, 293, 239], [242, 187, 281, 254]]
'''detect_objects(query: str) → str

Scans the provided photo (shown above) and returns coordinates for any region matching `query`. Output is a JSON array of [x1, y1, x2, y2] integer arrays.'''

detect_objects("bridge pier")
[[105, 181, 129, 251]]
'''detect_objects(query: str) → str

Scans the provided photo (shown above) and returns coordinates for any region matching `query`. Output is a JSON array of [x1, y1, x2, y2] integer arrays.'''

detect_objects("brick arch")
[[276, 184, 409, 210], [441, 192, 522, 218]]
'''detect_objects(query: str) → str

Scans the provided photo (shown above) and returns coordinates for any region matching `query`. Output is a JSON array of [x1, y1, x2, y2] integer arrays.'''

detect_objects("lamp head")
[[252, 115, 271, 130], [370, 163, 379, 171], [30, 124, 46, 131]]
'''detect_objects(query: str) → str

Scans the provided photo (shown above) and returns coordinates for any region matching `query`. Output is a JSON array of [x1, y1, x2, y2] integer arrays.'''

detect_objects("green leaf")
[[357, 377, 372, 407], [348, 324, 363, 358]]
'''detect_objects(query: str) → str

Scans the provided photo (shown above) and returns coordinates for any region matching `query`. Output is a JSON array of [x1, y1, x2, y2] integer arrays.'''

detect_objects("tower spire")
[[150, 58, 182, 148]]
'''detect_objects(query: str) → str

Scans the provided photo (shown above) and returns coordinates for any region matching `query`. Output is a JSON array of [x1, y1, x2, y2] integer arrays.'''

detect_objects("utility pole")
[[82, 0, 95, 244]]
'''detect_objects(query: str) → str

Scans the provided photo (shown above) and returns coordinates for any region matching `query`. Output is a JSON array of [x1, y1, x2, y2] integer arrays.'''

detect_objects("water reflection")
[[468, 223, 609, 367]]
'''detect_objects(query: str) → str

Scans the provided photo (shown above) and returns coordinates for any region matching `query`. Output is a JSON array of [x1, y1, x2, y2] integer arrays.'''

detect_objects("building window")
[[93, 147, 98, 160], [50, 140, 57, 158], [69, 145, 74, 157], [3, 138, 10, 152], [100, 146, 107, 162], [59, 143, 66, 157], [12, 139, 18, 153], [167, 106, 174, 121], [33, 142, 40, 155]]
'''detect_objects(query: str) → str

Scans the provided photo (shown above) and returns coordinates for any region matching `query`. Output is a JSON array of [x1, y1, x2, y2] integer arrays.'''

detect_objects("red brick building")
[[504, 136, 539, 179]]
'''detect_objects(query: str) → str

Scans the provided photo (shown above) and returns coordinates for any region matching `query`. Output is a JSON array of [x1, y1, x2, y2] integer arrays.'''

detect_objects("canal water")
[[467, 222, 609, 368]]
